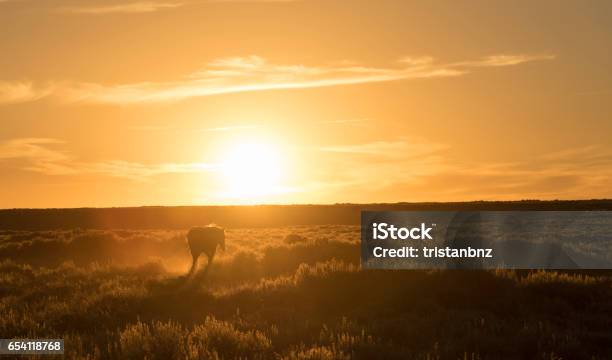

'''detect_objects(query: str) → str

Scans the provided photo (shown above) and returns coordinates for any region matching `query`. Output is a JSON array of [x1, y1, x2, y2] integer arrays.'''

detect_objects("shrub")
[[284, 346, 346, 360], [187, 316, 272, 359], [284, 233, 308, 244], [120, 320, 187, 360]]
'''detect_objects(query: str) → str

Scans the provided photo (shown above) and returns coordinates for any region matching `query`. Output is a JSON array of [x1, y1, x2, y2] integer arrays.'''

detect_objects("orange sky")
[[1, 0, 611, 208]]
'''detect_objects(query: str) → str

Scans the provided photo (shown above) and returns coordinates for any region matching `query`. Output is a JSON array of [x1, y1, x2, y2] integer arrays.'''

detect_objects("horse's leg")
[[188, 253, 199, 276], [203, 253, 215, 277]]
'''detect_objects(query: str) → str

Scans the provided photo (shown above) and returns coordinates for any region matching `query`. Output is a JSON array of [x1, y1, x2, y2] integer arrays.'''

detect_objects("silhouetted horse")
[[187, 225, 225, 276]]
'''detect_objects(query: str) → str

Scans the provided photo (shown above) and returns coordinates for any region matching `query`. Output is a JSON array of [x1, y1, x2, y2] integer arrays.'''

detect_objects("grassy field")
[[1, 226, 611, 359]]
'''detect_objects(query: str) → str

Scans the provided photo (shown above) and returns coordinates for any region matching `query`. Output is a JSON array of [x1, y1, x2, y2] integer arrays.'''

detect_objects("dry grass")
[[0, 227, 611, 359]]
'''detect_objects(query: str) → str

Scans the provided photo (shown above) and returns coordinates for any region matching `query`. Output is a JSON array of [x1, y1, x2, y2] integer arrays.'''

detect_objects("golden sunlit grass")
[[1, 227, 612, 359]]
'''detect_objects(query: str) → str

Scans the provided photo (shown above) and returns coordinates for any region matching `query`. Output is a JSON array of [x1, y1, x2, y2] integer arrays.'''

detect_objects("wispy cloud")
[[0, 138, 76, 175], [64, 1, 183, 14], [320, 139, 448, 158], [312, 139, 612, 201], [0, 82, 53, 105], [454, 54, 556, 67], [2, 137, 610, 200], [207, 0, 298, 3], [0, 138, 216, 180], [0, 54, 554, 105], [318, 118, 369, 125], [201, 124, 261, 132], [128, 123, 261, 132], [84, 160, 215, 179], [60, 55, 464, 104], [310, 138, 451, 194]]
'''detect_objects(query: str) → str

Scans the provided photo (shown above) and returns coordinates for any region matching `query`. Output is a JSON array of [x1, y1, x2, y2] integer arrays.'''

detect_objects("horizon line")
[[2, 198, 611, 211]]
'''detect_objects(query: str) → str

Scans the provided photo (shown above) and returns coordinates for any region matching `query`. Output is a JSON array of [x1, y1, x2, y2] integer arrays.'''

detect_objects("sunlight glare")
[[218, 142, 284, 201]]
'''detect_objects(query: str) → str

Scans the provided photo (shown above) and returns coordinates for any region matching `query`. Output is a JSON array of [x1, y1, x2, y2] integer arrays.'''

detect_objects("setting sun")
[[217, 142, 285, 201]]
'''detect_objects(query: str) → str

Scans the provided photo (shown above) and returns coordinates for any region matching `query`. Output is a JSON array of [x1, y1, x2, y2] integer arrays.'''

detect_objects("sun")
[[217, 141, 285, 201]]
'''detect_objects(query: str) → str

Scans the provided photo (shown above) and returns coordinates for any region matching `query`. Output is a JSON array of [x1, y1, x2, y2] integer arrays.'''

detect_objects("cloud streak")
[[318, 118, 369, 125], [1, 137, 610, 200], [320, 139, 448, 158], [201, 124, 261, 132], [0, 82, 53, 105], [64, 2, 183, 14], [0, 138, 216, 180], [453, 54, 556, 67], [313, 139, 612, 201], [0, 54, 554, 105], [207, 0, 298, 2]]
